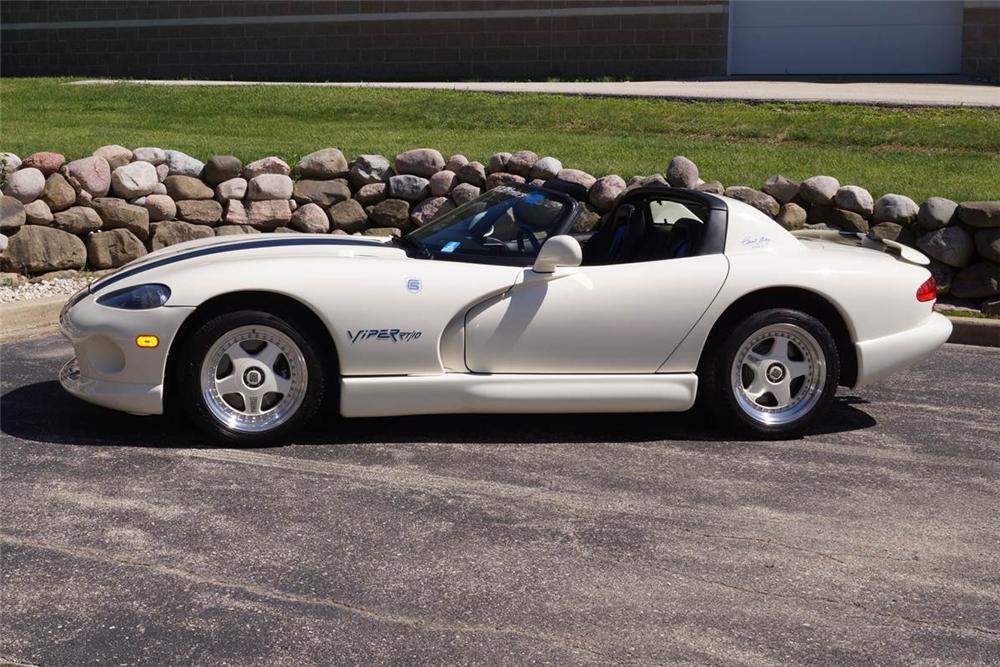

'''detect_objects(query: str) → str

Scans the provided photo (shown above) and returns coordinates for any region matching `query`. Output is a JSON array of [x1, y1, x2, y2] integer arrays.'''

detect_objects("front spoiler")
[[60, 357, 163, 415]]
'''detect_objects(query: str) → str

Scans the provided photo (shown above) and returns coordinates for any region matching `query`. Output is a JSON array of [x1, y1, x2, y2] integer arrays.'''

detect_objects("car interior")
[[577, 196, 708, 266]]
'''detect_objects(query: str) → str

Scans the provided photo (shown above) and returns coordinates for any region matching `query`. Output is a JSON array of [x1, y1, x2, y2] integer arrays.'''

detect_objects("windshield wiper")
[[392, 234, 432, 258]]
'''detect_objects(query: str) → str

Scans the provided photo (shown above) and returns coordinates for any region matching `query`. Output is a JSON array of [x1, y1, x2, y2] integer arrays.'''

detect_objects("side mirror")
[[532, 235, 583, 274]]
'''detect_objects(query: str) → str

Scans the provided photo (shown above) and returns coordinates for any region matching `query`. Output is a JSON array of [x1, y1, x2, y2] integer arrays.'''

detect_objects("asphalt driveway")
[[2, 336, 998, 665]]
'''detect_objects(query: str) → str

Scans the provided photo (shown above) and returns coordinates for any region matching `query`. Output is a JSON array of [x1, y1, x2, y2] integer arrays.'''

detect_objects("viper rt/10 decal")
[[348, 329, 423, 344]]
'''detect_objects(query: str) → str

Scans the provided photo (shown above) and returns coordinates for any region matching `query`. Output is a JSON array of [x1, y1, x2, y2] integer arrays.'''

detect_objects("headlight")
[[96, 284, 171, 310]]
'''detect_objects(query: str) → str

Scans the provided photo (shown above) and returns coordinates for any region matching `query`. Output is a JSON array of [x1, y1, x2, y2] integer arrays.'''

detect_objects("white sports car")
[[59, 183, 951, 443]]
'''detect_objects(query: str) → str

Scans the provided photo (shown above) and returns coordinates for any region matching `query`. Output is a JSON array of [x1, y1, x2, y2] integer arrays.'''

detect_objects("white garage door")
[[728, 1, 963, 75]]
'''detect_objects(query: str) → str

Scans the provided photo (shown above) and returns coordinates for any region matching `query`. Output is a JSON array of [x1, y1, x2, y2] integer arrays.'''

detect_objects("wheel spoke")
[[746, 373, 768, 400], [769, 337, 790, 363], [771, 380, 793, 407], [254, 341, 283, 370], [786, 360, 810, 380], [215, 373, 244, 397]]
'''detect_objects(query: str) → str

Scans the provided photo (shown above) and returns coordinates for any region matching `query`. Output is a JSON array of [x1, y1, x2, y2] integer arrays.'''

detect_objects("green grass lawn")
[[2, 78, 998, 202]]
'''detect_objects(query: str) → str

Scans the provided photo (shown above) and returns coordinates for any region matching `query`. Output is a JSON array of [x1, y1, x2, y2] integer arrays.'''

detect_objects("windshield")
[[405, 186, 572, 264]]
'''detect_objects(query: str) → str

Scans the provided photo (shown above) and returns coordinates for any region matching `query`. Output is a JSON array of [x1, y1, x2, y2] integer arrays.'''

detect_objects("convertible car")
[[59, 182, 951, 443]]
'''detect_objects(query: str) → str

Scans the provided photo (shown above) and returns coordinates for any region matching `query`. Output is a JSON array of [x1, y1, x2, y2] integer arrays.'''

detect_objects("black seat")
[[665, 217, 703, 259], [582, 204, 646, 265]]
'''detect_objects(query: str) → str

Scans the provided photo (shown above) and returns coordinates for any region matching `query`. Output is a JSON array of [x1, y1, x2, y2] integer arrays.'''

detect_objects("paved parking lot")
[[2, 336, 998, 665]]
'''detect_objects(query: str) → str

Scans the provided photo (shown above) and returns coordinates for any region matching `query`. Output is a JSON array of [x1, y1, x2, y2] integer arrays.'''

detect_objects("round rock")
[[143, 194, 177, 222], [246, 174, 294, 201], [762, 175, 800, 204], [298, 148, 349, 179], [112, 161, 159, 199], [388, 174, 431, 202], [164, 175, 214, 201], [243, 156, 290, 179], [176, 200, 223, 226], [395, 149, 444, 178], [873, 194, 919, 225], [21, 151, 65, 176], [348, 154, 393, 188], [444, 155, 469, 172], [799, 176, 840, 206], [588, 174, 626, 213], [23, 200, 54, 226], [951, 262, 1000, 300], [40, 173, 77, 212], [353, 182, 387, 207], [916, 197, 958, 231], [289, 202, 330, 233], [485, 173, 525, 190], [487, 152, 512, 175], [86, 228, 146, 269], [917, 227, 975, 268], [64, 156, 112, 197], [327, 199, 369, 234], [93, 145, 133, 170], [2, 168, 46, 204], [430, 170, 458, 197], [507, 151, 538, 178], [92, 198, 151, 240], [369, 199, 410, 229], [293, 179, 350, 207], [957, 201, 1000, 229], [974, 228, 1000, 264], [457, 161, 487, 188], [203, 155, 243, 186], [530, 156, 562, 181], [246, 200, 293, 230], [725, 186, 780, 218], [666, 156, 699, 189], [132, 147, 167, 166], [775, 202, 808, 230], [1, 225, 86, 274], [151, 220, 215, 250], [556, 168, 596, 190], [450, 183, 481, 206], [164, 150, 205, 177], [832, 185, 874, 218], [52, 206, 102, 235], [410, 197, 453, 227]]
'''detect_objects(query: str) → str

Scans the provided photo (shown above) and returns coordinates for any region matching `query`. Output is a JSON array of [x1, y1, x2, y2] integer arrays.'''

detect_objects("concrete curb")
[[946, 316, 1000, 347]]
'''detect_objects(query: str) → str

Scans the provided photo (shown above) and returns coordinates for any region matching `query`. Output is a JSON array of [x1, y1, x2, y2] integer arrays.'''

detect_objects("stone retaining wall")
[[1, 145, 998, 311]]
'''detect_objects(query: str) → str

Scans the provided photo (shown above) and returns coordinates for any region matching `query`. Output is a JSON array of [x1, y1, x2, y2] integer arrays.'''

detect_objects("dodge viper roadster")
[[60, 182, 951, 443]]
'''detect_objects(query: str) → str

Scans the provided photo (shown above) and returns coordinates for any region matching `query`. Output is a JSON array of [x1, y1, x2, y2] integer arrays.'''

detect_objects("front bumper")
[[854, 312, 952, 387], [60, 356, 164, 415]]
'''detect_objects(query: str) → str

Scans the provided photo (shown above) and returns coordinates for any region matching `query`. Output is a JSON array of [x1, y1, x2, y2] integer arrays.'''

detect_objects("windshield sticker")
[[441, 241, 461, 253]]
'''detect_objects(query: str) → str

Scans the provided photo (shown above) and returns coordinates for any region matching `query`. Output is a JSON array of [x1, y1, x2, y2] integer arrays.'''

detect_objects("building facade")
[[1, 1, 997, 83]]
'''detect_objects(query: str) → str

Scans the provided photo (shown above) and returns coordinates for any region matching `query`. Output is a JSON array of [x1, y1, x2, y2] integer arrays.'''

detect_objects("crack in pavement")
[[1, 535, 629, 665]]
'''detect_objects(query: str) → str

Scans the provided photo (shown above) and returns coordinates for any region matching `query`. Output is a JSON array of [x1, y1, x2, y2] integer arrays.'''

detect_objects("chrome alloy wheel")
[[730, 323, 826, 426], [200, 325, 308, 433]]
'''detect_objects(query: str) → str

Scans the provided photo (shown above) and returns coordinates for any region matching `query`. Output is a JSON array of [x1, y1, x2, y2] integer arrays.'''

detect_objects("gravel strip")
[[0, 277, 91, 304]]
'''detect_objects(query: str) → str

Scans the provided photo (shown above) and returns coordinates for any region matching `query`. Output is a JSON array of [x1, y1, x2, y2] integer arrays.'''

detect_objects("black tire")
[[701, 308, 839, 439], [176, 310, 327, 445]]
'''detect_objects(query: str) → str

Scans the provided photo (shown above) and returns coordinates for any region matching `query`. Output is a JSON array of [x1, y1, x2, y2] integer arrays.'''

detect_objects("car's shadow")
[[1, 380, 877, 449]]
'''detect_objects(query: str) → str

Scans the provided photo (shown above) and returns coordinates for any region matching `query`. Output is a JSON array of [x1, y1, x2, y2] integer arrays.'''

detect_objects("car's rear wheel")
[[705, 308, 839, 438], [178, 310, 326, 444]]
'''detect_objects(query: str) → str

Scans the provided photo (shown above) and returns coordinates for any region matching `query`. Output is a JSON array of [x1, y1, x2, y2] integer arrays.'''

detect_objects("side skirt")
[[340, 373, 699, 417]]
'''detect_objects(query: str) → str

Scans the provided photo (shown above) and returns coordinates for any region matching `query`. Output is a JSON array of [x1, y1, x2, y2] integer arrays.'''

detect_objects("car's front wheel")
[[177, 310, 326, 444], [705, 308, 840, 438]]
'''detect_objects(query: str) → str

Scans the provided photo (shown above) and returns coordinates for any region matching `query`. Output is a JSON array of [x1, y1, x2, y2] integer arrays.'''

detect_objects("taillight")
[[916, 276, 937, 302]]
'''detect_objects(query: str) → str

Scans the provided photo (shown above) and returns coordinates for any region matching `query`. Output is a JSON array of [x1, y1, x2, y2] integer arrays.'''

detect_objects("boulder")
[[92, 145, 131, 170], [246, 200, 294, 230], [51, 206, 102, 235], [111, 161, 159, 198], [588, 175, 626, 213], [289, 203, 330, 233], [293, 179, 350, 207], [176, 199, 223, 226], [272, 227, 302, 234], [928, 260, 953, 296], [873, 194, 919, 225], [725, 186, 780, 218], [444, 154, 469, 172], [556, 168, 596, 190], [353, 182, 387, 207], [21, 151, 65, 176], [246, 173, 294, 201], [132, 147, 167, 166], [29, 269, 82, 283], [150, 220, 215, 250], [348, 154, 393, 188], [457, 161, 487, 187], [832, 185, 874, 218], [450, 183, 481, 206], [215, 177, 248, 202], [507, 150, 538, 178], [2, 167, 46, 204], [23, 200, 54, 226], [775, 202, 807, 230], [40, 173, 77, 212], [243, 156, 290, 179], [666, 156, 699, 188], [224, 200, 249, 226], [762, 175, 800, 204], [164, 150, 204, 177], [363, 226, 402, 238], [975, 228, 1000, 264], [430, 170, 458, 197], [64, 156, 112, 197], [142, 194, 177, 222], [86, 228, 146, 269], [570, 205, 603, 234], [298, 148, 349, 179], [389, 174, 431, 202], [1, 153, 20, 178], [957, 201, 1000, 228], [92, 198, 150, 240], [806, 206, 869, 233], [156, 164, 169, 182], [918, 227, 975, 268], [916, 197, 958, 231], [487, 152, 512, 175], [214, 224, 260, 237], [485, 172, 525, 190], [530, 157, 563, 181], [395, 148, 444, 178], [327, 199, 369, 234], [164, 175, 214, 201], [203, 155, 243, 186], [869, 222, 914, 245], [410, 197, 453, 227], [369, 199, 410, 229], [695, 180, 725, 196], [799, 176, 840, 206], [1, 226, 86, 274], [951, 261, 1000, 299]]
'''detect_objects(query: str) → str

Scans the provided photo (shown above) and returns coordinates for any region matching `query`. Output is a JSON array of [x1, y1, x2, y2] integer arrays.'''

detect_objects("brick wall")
[[962, 2, 1000, 82], [0, 1, 730, 81]]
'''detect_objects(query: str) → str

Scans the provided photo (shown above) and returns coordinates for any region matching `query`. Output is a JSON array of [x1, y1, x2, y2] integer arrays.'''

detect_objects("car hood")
[[89, 233, 404, 294]]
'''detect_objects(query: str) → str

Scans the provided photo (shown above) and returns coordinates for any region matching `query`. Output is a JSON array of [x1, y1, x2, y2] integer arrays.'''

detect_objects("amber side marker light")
[[136, 335, 159, 348]]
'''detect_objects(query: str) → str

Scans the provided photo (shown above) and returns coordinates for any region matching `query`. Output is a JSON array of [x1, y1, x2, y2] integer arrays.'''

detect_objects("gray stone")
[[430, 170, 458, 197], [951, 261, 1000, 299], [51, 206, 102, 235], [40, 173, 76, 212], [570, 205, 602, 234], [0, 153, 20, 180], [214, 224, 260, 237], [132, 147, 167, 165], [111, 161, 159, 198], [143, 194, 177, 222], [507, 150, 538, 178], [395, 148, 444, 178], [215, 177, 248, 202], [92, 198, 150, 240], [164, 150, 204, 177], [556, 168, 596, 190], [873, 194, 919, 225], [353, 182, 387, 207], [93, 145, 133, 170], [487, 152, 512, 175], [327, 199, 369, 234], [243, 156, 290, 179], [203, 155, 243, 186], [916, 197, 958, 231], [289, 203, 330, 233], [457, 161, 487, 187], [2, 167, 46, 204], [410, 197, 454, 227], [298, 148, 349, 179], [246, 173, 294, 201], [918, 227, 975, 268], [725, 186, 780, 217], [1, 225, 86, 274], [246, 200, 294, 230], [369, 199, 410, 229], [293, 179, 350, 207], [799, 175, 840, 206], [151, 182, 167, 195], [164, 175, 214, 201], [806, 206, 869, 233], [450, 183, 481, 206], [775, 202, 808, 230], [530, 157, 563, 181], [176, 199, 223, 226], [363, 226, 402, 238], [389, 174, 431, 202], [692, 180, 723, 195], [348, 154, 393, 188], [21, 151, 65, 176], [975, 228, 1000, 264], [28, 269, 82, 283], [224, 200, 249, 226], [927, 260, 953, 295], [64, 156, 112, 198], [957, 201, 1000, 228], [588, 174, 626, 213], [485, 172, 525, 190], [150, 220, 215, 250], [23, 200, 53, 226], [832, 185, 874, 218], [666, 156, 699, 189], [762, 175, 800, 204], [86, 228, 146, 269], [444, 154, 469, 172], [272, 227, 302, 234], [869, 222, 914, 245]]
